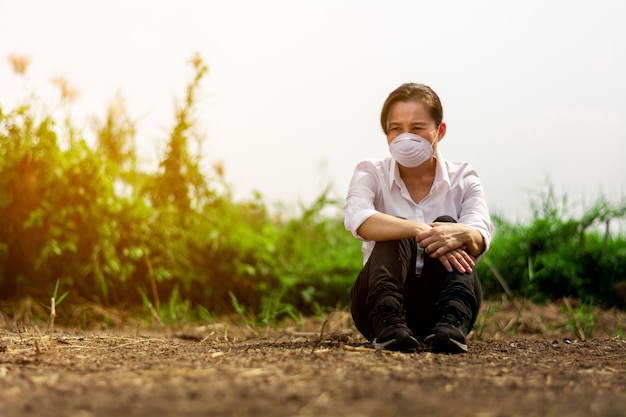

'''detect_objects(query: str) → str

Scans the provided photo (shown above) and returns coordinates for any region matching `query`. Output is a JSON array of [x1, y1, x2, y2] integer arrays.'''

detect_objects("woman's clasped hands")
[[416, 223, 475, 274]]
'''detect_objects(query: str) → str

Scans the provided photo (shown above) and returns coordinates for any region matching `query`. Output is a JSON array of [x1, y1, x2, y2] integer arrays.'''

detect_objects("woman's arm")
[[356, 213, 431, 242], [360, 214, 479, 274]]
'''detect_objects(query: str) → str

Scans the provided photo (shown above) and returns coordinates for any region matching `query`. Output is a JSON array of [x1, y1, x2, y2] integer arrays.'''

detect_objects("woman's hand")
[[416, 222, 478, 273], [416, 222, 467, 257], [437, 247, 475, 273], [417, 221, 485, 258]]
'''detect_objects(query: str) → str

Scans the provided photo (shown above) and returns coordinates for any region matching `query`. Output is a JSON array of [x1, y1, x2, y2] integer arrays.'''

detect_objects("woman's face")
[[385, 100, 446, 147]]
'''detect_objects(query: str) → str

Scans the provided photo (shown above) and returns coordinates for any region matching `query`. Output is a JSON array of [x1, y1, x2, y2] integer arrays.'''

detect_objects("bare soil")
[[1, 299, 626, 417]]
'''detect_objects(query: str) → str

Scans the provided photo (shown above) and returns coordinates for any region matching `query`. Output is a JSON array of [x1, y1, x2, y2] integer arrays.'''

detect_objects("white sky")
[[1, 0, 625, 223]]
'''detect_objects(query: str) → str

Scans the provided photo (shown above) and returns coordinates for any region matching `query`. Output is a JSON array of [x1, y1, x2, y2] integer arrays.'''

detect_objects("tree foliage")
[[0, 54, 362, 315]]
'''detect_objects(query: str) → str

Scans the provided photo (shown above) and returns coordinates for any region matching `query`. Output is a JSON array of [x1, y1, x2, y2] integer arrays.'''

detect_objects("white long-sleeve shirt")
[[344, 151, 494, 272]]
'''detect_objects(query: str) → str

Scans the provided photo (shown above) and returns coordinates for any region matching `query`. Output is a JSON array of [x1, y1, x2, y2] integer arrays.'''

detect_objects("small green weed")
[[563, 298, 597, 340], [475, 301, 502, 340]]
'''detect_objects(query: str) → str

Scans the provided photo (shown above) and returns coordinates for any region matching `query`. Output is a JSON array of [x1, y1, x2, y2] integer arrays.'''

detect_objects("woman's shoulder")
[[354, 156, 393, 171], [439, 157, 483, 187], [441, 157, 478, 174]]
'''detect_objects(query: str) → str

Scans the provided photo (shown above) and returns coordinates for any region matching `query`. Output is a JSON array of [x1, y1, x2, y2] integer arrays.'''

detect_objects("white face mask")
[[388, 133, 434, 168]]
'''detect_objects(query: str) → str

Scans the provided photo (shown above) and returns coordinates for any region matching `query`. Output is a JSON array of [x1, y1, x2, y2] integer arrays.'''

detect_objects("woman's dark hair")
[[380, 83, 443, 134]]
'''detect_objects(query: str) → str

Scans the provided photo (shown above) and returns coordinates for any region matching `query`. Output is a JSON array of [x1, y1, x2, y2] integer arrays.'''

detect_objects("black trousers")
[[350, 215, 482, 341]]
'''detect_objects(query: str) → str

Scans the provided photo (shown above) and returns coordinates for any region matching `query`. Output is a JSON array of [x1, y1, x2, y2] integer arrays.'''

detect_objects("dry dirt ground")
[[1, 299, 626, 417]]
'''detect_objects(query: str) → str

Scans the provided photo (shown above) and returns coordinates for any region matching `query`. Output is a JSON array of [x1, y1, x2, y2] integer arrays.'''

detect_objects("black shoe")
[[371, 305, 419, 351], [424, 311, 469, 353]]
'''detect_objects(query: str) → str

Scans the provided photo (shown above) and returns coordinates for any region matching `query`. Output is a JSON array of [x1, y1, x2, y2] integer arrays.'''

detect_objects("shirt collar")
[[434, 150, 451, 189], [388, 158, 400, 190]]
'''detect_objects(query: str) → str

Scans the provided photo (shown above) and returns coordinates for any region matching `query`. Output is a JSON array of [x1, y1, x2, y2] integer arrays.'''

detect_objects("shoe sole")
[[372, 335, 419, 351], [424, 334, 468, 353]]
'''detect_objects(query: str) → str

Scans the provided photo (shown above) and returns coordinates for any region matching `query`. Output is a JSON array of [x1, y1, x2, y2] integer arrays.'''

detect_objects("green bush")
[[477, 186, 626, 307]]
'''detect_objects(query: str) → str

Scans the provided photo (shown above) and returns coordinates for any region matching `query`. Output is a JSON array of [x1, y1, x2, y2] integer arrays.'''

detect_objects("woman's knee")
[[433, 215, 456, 223]]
